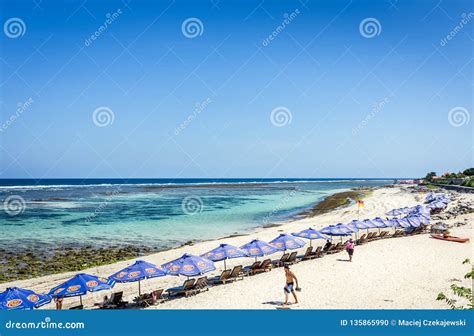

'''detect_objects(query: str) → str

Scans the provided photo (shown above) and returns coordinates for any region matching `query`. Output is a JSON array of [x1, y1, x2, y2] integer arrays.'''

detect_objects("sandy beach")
[[2, 186, 472, 310]]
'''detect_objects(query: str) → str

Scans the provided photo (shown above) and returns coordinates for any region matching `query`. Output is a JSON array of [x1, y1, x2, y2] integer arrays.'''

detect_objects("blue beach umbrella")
[[347, 220, 368, 239], [372, 217, 391, 228], [393, 218, 411, 229], [162, 254, 215, 277], [427, 201, 447, 210], [425, 193, 436, 203], [320, 224, 353, 243], [49, 273, 115, 306], [386, 208, 403, 216], [417, 212, 430, 224], [269, 234, 306, 252], [0, 287, 51, 310], [405, 215, 421, 228], [201, 244, 249, 270], [109, 260, 167, 295], [292, 228, 327, 246], [240, 239, 278, 260]]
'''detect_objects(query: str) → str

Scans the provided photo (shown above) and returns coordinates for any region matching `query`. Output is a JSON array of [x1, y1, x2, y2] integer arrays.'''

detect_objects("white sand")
[[2, 186, 472, 309]]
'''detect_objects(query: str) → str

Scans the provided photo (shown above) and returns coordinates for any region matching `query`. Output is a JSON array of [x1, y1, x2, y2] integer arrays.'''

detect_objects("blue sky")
[[0, 0, 472, 178]]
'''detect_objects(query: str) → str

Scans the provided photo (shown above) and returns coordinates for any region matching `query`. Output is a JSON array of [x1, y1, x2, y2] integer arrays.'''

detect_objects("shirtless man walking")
[[283, 265, 300, 305]]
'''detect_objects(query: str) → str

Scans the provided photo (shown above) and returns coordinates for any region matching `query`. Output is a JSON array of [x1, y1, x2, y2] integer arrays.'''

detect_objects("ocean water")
[[0, 178, 391, 253]]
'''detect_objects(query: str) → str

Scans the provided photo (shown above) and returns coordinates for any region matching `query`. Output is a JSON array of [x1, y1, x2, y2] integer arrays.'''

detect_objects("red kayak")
[[430, 234, 470, 243]]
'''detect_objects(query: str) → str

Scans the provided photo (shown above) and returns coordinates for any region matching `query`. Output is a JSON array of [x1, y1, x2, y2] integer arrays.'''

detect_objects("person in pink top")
[[345, 238, 355, 262]]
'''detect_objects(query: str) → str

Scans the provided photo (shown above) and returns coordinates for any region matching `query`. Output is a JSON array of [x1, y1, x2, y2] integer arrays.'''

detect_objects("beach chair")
[[209, 269, 232, 285], [380, 231, 388, 239], [250, 259, 272, 275], [329, 242, 343, 254], [98, 291, 128, 309], [272, 253, 290, 267], [134, 293, 154, 307], [366, 232, 375, 240], [167, 279, 196, 297], [228, 265, 244, 281], [312, 246, 323, 258], [300, 247, 315, 261], [151, 289, 165, 305], [286, 251, 298, 264], [357, 234, 367, 245], [371, 232, 380, 240], [243, 261, 261, 275], [189, 276, 209, 295]]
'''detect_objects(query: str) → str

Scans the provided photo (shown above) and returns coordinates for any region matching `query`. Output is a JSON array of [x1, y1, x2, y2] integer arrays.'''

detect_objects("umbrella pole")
[[310, 239, 312, 247], [80, 295, 83, 306], [224, 259, 227, 270], [138, 281, 141, 296]]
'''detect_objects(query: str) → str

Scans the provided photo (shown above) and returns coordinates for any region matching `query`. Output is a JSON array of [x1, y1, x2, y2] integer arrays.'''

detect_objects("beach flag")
[[357, 199, 364, 207]]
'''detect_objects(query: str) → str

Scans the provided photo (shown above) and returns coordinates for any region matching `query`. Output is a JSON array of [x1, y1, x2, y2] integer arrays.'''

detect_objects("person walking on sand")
[[345, 238, 355, 262], [283, 265, 300, 305]]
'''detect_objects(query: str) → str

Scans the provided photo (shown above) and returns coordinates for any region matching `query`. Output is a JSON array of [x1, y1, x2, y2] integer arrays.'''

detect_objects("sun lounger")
[[209, 270, 232, 285], [370, 232, 380, 240], [326, 243, 342, 254], [272, 253, 290, 267], [392, 230, 403, 237], [228, 265, 244, 281], [285, 251, 298, 264], [357, 234, 367, 244], [151, 289, 165, 304], [250, 259, 272, 275], [243, 261, 261, 275], [379, 231, 388, 239], [300, 247, 315, 260], [98, 291, 128, 309], [312, 246, 323, 258], [189, 276, 209, 295], [366, 232, 375, 240], [167, 279, 196, 297]]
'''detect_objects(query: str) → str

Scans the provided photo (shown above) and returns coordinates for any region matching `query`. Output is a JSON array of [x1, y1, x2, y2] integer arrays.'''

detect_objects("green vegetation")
[[461, 178, 474, 188], [302, 189, 372, 217], [423, 167, 474, 187], [424, 172, 436, 182], [0, 245, 157, 283], [463, 168, 474, 176], [437, 259, 473, 310]]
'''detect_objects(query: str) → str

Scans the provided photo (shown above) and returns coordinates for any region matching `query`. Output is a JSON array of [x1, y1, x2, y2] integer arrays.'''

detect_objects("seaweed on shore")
[[300, 189, 372, 218], [0, 245, 157, 284]]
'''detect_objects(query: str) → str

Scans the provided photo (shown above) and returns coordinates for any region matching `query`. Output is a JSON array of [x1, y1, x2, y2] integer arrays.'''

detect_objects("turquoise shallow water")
[[0, 179, 391, 253]]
